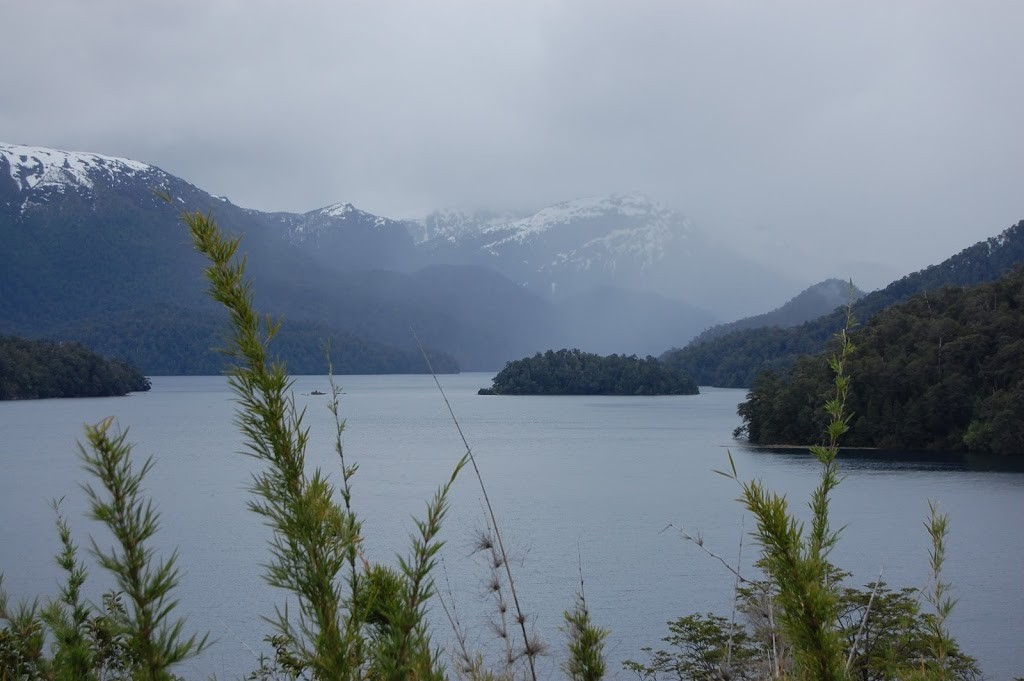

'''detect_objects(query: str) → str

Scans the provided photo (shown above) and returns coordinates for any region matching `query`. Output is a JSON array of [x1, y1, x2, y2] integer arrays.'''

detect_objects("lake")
[[1, 374, 1022, 679]]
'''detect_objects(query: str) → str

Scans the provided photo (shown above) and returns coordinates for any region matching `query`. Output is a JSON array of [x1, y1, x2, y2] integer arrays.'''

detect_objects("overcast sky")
[[5, 1, 1023, 289]]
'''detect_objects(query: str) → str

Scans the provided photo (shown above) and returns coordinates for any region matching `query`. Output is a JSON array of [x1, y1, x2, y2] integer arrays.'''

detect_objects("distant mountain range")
[[663, 219, 1024, 387], [2, 142, 799, 372], [689, 278, 866, 345], [415, 195, 799, 316]]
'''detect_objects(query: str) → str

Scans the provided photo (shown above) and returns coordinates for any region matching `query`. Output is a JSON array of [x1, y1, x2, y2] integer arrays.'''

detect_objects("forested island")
[[479, 348, 699, 395], [736, 267, 1024, 454], [0, 334, 151, 399]]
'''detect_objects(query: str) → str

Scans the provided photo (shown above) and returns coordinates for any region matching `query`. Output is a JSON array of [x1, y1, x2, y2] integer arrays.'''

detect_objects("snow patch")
[[480, 193, 677, 249], [321, 202, 354, 218], [2, 143, 151, 193]]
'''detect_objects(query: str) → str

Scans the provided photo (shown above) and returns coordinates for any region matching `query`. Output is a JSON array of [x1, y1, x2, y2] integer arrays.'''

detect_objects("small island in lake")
[[479, 348, 699, 395], [0, 334, 151, 400]]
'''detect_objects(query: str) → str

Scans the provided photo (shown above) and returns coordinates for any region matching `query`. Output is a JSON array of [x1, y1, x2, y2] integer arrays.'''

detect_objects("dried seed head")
[[475, 531, 494, 552], [522, 635, 548, 658]]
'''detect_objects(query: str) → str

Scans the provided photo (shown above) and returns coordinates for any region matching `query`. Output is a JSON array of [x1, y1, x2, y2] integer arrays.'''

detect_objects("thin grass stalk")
[[186, 210, 354, 677], [921, 501, 956, 679], [436, 557, 480, 679], [726, 515, 745, 672], [729, 304, 857, 681], [324, 358, 369, 673], [413, 330, 540, 681], [844, 567, 884, 674]]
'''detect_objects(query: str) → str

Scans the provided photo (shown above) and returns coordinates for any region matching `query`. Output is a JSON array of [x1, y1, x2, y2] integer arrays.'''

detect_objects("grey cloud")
[[4, 0, 1022, 290]]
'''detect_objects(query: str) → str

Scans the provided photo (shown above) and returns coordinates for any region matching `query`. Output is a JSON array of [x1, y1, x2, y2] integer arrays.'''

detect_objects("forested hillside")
[[2, 145, 746, 373], [662, 219, 1024, 387], [735, 268, 1024, 454], [0, 149, 527, 372], [0, 334, 151, 399], [43, 305, 458, 375], [689, 278, 863, 345], [480, 348, 698, 395]]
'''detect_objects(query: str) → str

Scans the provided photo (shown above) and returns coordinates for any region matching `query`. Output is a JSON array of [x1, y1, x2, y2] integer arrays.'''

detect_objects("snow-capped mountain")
[[271, 201, 421, 271], [0, 142, 558, 371], [2, 143, 163, 209], [416, 207, 527, 244], [280, 202, 398, 241], [1, 141, 807, 369], [2, 143, 154, 192], [417, 193, 799, 316], [419, 194, 693, 292], [0, 142, 228, 221]]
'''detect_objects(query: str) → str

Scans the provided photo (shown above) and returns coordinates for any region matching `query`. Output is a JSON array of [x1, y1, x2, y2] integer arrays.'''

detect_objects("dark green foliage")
[[691, 278, 865, 346], [0, 170, 543, 372], [836, 580, 979, 681], [623, 612, 759, 680], [481, 348, 698, 395], [44, 304, 459, 375], [663, 219, 1024, 388], [0, 334, 150, 400], [737, 268, 1024, 454], [625, 583, 980, 681], [664, 325, 826, 390]]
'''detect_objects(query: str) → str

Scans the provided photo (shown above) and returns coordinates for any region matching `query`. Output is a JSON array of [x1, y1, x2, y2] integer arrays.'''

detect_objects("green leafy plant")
[[185, 210, 469, 680], [719, 311, 856, 680], [623, 612, 759, 680], [1, 419, 208, 681], [561, 562, 608, 681]]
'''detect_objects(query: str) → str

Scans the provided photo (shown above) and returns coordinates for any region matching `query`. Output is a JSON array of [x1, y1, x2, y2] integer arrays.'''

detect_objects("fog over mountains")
[[415, 194, 801, 316], [2, 142, 815, 371]]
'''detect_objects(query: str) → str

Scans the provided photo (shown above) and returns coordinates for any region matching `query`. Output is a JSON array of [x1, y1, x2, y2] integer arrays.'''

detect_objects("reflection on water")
[[744, 445, 1024, 473]]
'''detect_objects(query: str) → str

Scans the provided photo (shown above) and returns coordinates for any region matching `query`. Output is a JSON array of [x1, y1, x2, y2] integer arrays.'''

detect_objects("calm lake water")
[[1, 374, 1022, 679]]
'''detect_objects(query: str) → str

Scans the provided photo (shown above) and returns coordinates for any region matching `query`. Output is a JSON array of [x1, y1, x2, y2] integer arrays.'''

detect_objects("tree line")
[[46, 304, 459, 376], [480, 348, 699, 395], [0, 334, 151, 399], [663, 219, 1024, 388], [736, 267, 1024, 454]]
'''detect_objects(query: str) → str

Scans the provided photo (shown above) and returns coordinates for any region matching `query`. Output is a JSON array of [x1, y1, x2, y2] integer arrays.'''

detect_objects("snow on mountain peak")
[[481, 193, 684, 250], [1, 143, 152, 193], [321, 202, 355, 218], [418, 207, 524, 244]]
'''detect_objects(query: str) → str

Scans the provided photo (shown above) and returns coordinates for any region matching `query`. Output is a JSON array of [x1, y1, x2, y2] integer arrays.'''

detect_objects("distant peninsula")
[[479, 348, 699, 396], [735, 267, 1024, 455], [0, 334, 151, 400]]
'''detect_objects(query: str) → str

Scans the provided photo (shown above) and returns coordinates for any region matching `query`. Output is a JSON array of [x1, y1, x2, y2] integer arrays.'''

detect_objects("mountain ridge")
[[689, 278, 866, 345], [2, 141, 742, 371], [662, 219, 1024, 388]]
